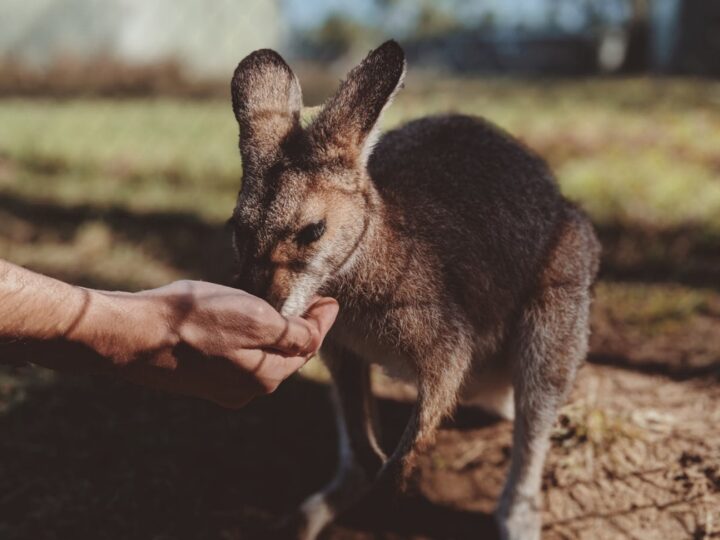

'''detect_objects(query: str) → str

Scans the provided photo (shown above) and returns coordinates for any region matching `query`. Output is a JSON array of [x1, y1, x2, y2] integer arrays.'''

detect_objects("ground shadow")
[[0, 367, 500, 540], [0, 192, 235, 287], [595, 222, 720, 290], [335, 491, 499, 540]]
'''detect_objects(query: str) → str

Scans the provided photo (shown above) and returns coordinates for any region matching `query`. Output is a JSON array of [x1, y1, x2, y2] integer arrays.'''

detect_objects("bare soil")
[[299, 363, 720, 540], [1, 356, 718, 540]]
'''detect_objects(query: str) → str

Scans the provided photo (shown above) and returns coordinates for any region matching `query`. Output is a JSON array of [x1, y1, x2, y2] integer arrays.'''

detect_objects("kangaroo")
[[228, 40, 600, 540]]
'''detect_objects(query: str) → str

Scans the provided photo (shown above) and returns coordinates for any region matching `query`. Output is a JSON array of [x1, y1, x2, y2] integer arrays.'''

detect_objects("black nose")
[[234, 260, 272, 301]]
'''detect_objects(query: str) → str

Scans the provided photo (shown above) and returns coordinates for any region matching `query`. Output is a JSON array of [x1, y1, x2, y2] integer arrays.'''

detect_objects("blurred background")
[[1, 1, 719, 539]]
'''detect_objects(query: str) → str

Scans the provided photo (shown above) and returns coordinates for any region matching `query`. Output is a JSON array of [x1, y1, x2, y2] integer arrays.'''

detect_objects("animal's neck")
[[330, 184, 410, 306]]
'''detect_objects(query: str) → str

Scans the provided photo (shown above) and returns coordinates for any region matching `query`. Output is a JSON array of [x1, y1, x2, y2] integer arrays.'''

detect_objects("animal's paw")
[[375, 452, 419, 494], [267, 493, 336, 540], [495, 497, 542, 540]]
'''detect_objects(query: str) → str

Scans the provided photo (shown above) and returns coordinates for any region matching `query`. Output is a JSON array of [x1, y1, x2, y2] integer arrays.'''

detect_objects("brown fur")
[[229, 41, 601, 540]]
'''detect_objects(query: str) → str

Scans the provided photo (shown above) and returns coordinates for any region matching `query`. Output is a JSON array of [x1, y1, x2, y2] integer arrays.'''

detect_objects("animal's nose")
[[233, 253, 272, 299]]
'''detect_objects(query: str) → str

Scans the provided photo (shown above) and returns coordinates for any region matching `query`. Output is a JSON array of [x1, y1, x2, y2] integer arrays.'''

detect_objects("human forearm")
[[0, 260, 165, 371], [0, 259, 88, 342]]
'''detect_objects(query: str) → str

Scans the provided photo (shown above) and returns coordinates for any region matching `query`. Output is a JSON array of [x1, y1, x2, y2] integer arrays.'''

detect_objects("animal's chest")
[[327, 317, 416, 383]]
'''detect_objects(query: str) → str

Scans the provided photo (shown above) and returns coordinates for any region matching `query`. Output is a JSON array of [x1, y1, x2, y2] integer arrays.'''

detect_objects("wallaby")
[[229, 40, 600, 540]]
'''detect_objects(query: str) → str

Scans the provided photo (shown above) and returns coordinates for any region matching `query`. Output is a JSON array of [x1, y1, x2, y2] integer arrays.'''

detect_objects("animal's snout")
[[234, 258, 300, 314], [234, 254, 274, 301]]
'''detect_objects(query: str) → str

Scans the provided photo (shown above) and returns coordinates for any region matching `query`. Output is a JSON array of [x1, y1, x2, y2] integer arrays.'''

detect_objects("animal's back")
[[367, 114, 569, 317]]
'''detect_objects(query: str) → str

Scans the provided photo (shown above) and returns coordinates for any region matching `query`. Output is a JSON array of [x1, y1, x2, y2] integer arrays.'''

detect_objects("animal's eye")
[[296, 220, 326, 246]]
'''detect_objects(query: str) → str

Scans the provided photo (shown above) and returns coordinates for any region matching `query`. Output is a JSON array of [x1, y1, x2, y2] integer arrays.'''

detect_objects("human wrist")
[[67, 288, 177, 368]]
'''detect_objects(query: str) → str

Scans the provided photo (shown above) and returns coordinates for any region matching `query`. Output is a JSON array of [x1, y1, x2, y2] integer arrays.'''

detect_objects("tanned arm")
[[0, 260, 337, 408]]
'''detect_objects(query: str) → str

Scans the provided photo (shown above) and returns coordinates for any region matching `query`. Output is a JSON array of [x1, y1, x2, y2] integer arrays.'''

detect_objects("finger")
[[258, 352, 311, 386], [265, 315, 316, 355], [303, 297, 338, 347], [263, 297, 338, 355]]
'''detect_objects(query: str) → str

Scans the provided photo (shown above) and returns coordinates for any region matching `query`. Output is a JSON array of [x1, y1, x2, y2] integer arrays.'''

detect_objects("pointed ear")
[[231, 49, 303, 170], [309, 40, 406, 166]]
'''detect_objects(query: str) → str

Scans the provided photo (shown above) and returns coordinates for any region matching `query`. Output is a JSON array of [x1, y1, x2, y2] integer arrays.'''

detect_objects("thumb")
[[301, 297, 339, 353], [269, 297, 339, 356]]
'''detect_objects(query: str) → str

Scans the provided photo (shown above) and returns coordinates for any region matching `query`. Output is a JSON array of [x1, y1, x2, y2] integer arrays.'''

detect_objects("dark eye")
[[296, 220, 326, 246]]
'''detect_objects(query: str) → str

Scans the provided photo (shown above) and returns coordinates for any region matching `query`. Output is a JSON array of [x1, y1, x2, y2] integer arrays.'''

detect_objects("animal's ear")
[[231, 49, 303, 170], [309, 40, 406, 166]]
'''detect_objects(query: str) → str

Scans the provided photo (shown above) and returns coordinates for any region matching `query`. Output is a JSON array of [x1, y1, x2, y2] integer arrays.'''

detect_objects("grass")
[[2, 78, 720, 228], [0, 99, 240, 222], [595, 282, 720, 330]]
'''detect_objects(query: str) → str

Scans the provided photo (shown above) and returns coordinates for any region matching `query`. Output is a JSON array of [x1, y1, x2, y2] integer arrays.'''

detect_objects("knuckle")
[[250, 301, 270, 321]]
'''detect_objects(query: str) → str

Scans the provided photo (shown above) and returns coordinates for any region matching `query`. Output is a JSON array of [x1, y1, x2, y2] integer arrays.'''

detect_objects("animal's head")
[[229, 40, 406, 316]]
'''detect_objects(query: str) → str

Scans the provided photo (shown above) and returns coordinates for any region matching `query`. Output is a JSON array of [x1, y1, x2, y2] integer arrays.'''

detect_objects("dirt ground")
[[1, 353, 718, 540], [294, 363, 720, 540]]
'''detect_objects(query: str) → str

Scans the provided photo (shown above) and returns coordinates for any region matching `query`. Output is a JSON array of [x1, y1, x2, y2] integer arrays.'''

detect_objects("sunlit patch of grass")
[[0, 99, 241, 178], [1, 164, 238, 221], [297, 356, 330, 384], [552, 402, 645, 450], [2, 79, 720, 230], [559, 150, 720, 230], [0, 99, 242, 220], [594, 282, 720, 333], [0, 221, 181, 289]]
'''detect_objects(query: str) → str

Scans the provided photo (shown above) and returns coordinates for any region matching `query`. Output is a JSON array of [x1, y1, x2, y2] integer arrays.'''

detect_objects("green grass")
[[0, 99, 241, 221], [2, 78, 720, 228], [594, 281, 720, 334]]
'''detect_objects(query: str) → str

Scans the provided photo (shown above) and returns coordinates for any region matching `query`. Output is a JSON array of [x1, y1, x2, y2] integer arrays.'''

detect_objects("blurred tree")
[[675, 0, 720, 76], [415, 4, 461, 37], [290, 0, 719, 77], [299, 14, 381, 61], [622, 0, 650, 71]]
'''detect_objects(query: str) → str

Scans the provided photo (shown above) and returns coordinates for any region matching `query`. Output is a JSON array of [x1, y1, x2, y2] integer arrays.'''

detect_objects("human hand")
[[75, 281, 338, 408]]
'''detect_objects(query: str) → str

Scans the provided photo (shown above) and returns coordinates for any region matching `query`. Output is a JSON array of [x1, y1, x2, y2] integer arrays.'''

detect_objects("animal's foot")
[[274, 492, 335, 540], [266, 497, 331, 540], [495, 496, 542, 540]]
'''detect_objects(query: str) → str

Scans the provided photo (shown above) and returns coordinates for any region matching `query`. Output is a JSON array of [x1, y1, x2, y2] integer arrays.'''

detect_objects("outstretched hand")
[[0, 261, 337, 408], [82, 281, 338, 408]]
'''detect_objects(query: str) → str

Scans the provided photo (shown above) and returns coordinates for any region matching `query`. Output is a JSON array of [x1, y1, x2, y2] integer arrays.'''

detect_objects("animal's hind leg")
[[292, 344, 386, 540], [376, 331, 474, 491], [495, 282, 592, 540]]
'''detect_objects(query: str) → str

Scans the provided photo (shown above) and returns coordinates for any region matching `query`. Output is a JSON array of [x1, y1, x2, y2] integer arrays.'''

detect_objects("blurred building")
[[0, 0, 282, 78]]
